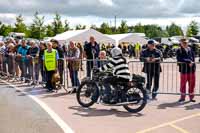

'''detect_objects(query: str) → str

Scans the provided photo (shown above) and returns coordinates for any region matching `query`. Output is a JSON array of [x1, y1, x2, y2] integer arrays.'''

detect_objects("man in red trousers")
[[176, 38, 196, 103]]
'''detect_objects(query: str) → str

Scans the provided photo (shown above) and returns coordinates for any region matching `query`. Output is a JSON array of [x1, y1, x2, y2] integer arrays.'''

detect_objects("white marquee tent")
[[52, 29, 115, 44], [107, 33, 147, 45]]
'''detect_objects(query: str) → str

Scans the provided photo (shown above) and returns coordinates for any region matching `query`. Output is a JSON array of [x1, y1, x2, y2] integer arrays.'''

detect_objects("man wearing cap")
[[140, 40, 162, 100], [176, 39, 196, 102]]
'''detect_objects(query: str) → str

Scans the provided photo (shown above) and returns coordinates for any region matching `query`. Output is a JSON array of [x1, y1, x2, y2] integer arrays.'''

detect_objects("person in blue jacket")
[[17, 39, 30, 82]]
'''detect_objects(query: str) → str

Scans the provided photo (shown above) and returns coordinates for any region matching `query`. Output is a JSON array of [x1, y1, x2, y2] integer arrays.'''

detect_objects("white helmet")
[[111, 47, 122, 57]]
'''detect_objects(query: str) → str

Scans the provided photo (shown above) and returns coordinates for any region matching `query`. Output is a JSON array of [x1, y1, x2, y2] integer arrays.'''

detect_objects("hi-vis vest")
[[44, 49, 56, 71], [135, 43, 141, 50]]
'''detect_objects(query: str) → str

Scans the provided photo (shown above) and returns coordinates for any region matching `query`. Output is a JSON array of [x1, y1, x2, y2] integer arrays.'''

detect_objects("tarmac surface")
[[0, 56, 200, 133], [0, 78, 200, 133], [0, 81, 63, 133]]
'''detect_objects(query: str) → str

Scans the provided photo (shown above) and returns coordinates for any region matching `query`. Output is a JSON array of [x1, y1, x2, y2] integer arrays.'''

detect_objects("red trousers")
[[180, 73, 195, 100]]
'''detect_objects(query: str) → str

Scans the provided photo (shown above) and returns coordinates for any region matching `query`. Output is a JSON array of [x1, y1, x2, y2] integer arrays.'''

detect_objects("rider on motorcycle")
[[99, 47, 131, 103]]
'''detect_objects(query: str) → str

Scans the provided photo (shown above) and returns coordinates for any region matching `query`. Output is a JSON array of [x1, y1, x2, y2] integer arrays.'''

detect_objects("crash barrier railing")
[[0, 53, 68, 92], [128, 61, 200, 96], [65, 58, 200, 96], [0, 52, 200, 96]]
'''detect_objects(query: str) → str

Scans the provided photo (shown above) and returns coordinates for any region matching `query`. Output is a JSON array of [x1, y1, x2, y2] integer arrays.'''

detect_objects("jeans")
[[58, 59, 64, 84], [69, 69, 80, 87], [7, 55, 15, 76], [2, 56, 8, 75], [86, 60, 94, 77], [146, 72, 160, 98], [19, 61, 31, 80], [39, 60, 46, 82], [29, 63, 39, 82]]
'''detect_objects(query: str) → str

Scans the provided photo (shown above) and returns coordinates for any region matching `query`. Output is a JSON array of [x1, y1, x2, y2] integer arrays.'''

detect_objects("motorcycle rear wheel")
[[123, 86, 147, 113], [76, 81, 99, 108]]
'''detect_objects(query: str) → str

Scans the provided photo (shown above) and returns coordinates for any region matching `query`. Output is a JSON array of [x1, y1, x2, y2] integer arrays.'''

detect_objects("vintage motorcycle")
[[76, 68, 147, 113]]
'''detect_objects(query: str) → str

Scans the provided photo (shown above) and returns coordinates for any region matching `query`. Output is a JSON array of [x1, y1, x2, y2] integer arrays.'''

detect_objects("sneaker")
[[178, 98, 185, 103], [46, 89, 54, 93], [31, 82, 36, 85], [152, 97, 158, 101], [25, 80, 30, 83], [69, 88, 77, 94], [190, 99, 196, 103], [20, 78, 24, 81], [146, 94, 151, 100]]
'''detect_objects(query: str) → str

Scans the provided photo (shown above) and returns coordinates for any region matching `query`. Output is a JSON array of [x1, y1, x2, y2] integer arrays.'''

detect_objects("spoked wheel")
[[123, 86, 147, 113], [76, 81, 99, 108]]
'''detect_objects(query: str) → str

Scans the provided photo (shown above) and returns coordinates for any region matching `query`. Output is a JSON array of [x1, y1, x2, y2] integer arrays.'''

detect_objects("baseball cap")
[[148, 40, 155, 45]]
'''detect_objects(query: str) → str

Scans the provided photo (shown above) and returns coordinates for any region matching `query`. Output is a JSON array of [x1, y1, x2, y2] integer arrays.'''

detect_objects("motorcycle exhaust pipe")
[[100, 100, 143, 106]]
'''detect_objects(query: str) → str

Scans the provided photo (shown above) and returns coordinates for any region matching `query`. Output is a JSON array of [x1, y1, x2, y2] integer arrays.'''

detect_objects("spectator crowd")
[[0, 36, 198, 102]]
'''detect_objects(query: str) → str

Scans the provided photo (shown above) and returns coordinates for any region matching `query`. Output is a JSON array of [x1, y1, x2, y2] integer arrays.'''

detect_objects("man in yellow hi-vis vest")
[[44, 42, 59, 92], [135, 41, 141, 59]]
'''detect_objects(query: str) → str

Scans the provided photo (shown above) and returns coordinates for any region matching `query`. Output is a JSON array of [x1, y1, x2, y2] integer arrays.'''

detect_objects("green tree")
[[52, 13, 64, 36], [167, 23, 184, 37], [99, 22, 112, 34], [187, 21, 199, 36], [0, 23, 13, 36], [186, 26, 193, 37], [90, 24, 98, 30], [64, 19, 70, 31], [133, 23, 145, 33], [144, 25, 164, 38], [14, 14, 27, 33], [118, 20, 128, 33], [46, 25, 54, 37], [161, 30, 170, 37], [28, 12, 46, 39], [75, 24, 86, 30]]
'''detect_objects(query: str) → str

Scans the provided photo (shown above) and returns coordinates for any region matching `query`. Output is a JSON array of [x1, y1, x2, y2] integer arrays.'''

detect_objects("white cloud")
[[0, 13, 17, 24], [0, 0, 199, 28], [99, 0, 114, 6]]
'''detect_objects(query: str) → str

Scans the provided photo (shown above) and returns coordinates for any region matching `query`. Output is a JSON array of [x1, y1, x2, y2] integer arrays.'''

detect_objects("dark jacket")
[[140, 48, 162, 74], [55, 46, 64, 59], [84, 42, 100, 59], [176, 47, 196, 74], [27, 46, 39, 57]]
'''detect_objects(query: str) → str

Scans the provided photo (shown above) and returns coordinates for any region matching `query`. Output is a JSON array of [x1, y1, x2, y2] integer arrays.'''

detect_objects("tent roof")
[[107, 33, 147, 45], [53, 29, 115, 44], [107, 33, 133, 42]]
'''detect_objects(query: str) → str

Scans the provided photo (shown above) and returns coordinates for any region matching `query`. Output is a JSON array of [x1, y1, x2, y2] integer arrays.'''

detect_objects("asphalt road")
[[0, 81, 63, 133], [0, 79, 199, 133], [1, 60, 200, 133]]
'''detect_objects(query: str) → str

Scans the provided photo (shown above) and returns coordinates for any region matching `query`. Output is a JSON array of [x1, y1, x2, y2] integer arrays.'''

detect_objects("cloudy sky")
[[0, 0, 199, 28]]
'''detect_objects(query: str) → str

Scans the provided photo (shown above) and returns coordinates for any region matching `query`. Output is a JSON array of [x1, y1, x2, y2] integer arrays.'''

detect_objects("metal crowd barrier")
[[128, 61, 200, 96], [0, 53, 68, 92], [0, 52, 200, 97], [66, 59, 200, 96]]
